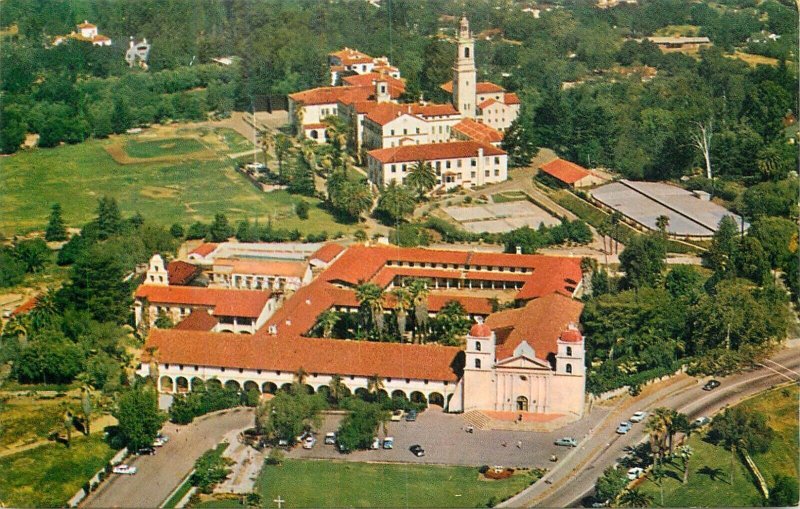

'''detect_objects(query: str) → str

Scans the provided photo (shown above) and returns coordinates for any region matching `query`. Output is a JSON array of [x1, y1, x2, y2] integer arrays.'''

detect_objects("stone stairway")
[[463, 410, 493, 430]]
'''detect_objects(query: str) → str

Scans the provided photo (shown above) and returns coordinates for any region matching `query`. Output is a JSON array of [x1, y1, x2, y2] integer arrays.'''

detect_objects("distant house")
[[53, 20, 112, 47], [644, 36, 711, 52], [538, 158, 606, 189]]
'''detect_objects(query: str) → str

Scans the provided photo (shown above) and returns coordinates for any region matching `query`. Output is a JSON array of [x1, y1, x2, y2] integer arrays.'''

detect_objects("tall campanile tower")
[[452, 16, 477, 118]]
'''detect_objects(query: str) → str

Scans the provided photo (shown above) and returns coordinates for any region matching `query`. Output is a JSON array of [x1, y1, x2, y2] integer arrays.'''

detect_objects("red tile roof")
[[452, 118, 503, 144], [367, 141, 505, 164], [342, 73, 406, 94], [11, 297, 38, 317], [486, 294, 584, 361], [78, 21, 96, 28], [167, 261, 201, 286], [134, 285, 271, 318], [175, 310, 219, 331], [144, 329, 461, 382], [365, 103, 419, 126], [310, 243, 346, 263], [478, 98, 500, 110], [560, 328, 583, 343], [504, 93, 521, 105], [539, 158, 591, 185], [441, 81, 506, 94], [189, 243, 218, 257], [289, 86, 373, 106], [410, 103, 459, 117], [214, 259, 308, 279]]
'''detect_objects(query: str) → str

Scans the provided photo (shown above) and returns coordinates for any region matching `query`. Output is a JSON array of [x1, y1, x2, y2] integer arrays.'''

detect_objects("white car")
[[383, 437, 394, 449], [324, 432, 336, 445], [693, 416, 711, 427], [627, 467, 644, 480], [371, 437, 381, 450], [302, 436, 316, 449], [630, 411, 647, 423], [390, 410, 404, 422], [113, 465, 137, 475], [153, 435, 168, 447]]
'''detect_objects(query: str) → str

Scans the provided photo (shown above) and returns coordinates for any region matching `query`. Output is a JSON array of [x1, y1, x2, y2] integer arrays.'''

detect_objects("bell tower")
[[452, 16, 477, 118]]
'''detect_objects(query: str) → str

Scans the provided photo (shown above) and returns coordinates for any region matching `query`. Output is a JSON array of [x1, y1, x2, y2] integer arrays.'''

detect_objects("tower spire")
[[452, 15, 476, 118]]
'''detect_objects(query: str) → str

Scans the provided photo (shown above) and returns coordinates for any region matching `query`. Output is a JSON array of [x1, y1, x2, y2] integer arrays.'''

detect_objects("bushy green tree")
[[113, 384, 165, 451], [376, 181, 416, 224], [45, 203, 68, 241], [619, 233, 667, 289], [207, 213, 234, 242], [254, 384, 325, 443], [13, 239, 49, 273], [595, 466, 628, 503]]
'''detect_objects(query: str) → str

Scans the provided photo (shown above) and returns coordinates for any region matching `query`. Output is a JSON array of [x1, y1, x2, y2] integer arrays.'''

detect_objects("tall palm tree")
[[645, 412, 668, 465], [667, 411, 690, 456], [392, 287, 412, 341], [29, 287, 58, 330], [406, 160, 436, 200], [679, 445, 694, 484], [650, 464, 666, 506], [406, 279, 430, 343], [317, 310, 339, 338], [367, 373, 385, 397], [328, 374, 348, 404], [610, 211, 623, 254], [356, 283, 385, 334], [294, 367, 309, 386], [618, 489, 653, 508], [259, 128, 274, 166], [597, 220, 611, 267], [274, 133, 293, 178], [655, 215, 670, 235]]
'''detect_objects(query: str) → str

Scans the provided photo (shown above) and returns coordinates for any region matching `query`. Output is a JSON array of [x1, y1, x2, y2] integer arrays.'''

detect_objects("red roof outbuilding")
[[539, 158, 592, 185]]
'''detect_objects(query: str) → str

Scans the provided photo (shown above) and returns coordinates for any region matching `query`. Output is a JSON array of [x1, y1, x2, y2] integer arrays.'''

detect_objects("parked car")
[[405, 410, 418, 422], [391, 410, 404, 421], [337, 442, 349, 453], [278, 438, 290, 448], [113, 465, 137, 475], [693, 416, 711, 427], [137, 446, 156, 455], [630, 411, 647, 423], [297, 431, 313, 443], [302, 436, 316, 449], [627, 467, 644, 480], [383, 437, 394, 449], [409, 444, 425, 457], [616, 422, 632, 434], [371, 437, 381, 450], [703, 380, 721, 391], [153, 435, 168, 447], [324, 432, 336, 445], [554, 437, 578, 447]]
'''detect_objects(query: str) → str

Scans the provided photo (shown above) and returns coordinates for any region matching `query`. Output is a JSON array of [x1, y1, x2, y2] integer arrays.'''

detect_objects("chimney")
[[515, 245, 522, 255]]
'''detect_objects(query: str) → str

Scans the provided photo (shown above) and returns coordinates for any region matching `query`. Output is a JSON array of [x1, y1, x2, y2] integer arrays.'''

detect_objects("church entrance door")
[[516, 396, 528, 412]]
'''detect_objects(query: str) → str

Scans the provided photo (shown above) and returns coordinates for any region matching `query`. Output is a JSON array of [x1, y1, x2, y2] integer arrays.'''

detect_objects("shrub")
[[295, 200, 310, 220]]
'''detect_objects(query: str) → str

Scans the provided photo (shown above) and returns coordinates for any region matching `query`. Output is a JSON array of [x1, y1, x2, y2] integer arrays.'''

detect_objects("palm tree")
[[610, 211, 623, 254], [367, 374, 385, 398], [29, 287, 58, 330], [62, 407, 74, 448], [655, 215, 670, 235], [650, 464, 666, 506], [259, 128, 274, 166], [356, 282, 385, 335], [274, 133, 293, 178], [317, 310, 339, 338], [645, 412, 668, 465], [667, 411, 690, 456], [679, 445, 694, 484], [618, 489, 653, 508], [377, 181, 416, 224], [406, 160, 436, 200], [77, 373, 94, 436], [328, 374, 348, 404], [294, 367, 309, 386], [1, 315, 29, 347], [392, 287, 412, 341], [407, 279, 430, 343], [597, 220, 611, 267]]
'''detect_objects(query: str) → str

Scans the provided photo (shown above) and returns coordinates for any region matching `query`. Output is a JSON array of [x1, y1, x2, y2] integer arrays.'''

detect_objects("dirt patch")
[[140, 186, 180, 199]]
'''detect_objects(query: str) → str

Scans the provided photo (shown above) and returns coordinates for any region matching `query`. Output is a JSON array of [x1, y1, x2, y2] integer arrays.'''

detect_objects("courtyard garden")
[[197, 459, 538, 508]]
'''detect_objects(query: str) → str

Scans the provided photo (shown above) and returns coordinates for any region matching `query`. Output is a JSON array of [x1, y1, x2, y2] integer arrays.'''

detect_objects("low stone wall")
[[68, 448, 128, 507]]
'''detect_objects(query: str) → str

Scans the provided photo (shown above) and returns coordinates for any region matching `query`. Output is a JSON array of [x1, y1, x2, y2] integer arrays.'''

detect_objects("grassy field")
[[125, 138, 207, 158], [0, 435, 116, 508], [0, 395, 68, 450], [492, 191, 528, 203], [638, 385, 799, 507], [199, 459, 537, 508], [0, 133, 354, 236]]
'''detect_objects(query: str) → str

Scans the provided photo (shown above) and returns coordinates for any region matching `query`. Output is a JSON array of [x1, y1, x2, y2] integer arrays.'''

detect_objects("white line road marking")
[[763, 358, 800, 378], [756, 361, 799, 383]]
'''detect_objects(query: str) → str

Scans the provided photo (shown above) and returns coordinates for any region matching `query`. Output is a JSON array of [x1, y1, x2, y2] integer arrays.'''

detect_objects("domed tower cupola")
[[465, 318, 494, 371], [556, 323, 584, 376]]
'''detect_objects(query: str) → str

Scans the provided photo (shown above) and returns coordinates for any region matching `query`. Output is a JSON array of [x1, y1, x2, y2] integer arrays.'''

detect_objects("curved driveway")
[[83, 408, 254, 508], [501, 346, 800, 508]]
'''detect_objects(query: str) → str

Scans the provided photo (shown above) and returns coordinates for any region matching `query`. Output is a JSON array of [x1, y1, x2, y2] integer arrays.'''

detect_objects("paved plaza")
[[286, 406, 610, 468], [444, 200, 561, 234]]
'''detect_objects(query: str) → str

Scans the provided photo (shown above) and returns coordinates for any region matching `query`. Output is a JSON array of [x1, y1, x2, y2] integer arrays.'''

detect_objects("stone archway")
[[391, 389, 408, 400], [176, 376, 189, 394], [244, 381, 260, 393], [354, 388, 369, 400], [225, 380, 242, 392], [262, 382, 278, 394], [159, 376, 174, 393], [206, 378, 223, 389], [191, 378, 205, 392], [280, 383, 293, 392], [317, 385, 331, 401], [302, 384, 315, 395], [410, 391, 427, 405], [428, 392, 444, 407]]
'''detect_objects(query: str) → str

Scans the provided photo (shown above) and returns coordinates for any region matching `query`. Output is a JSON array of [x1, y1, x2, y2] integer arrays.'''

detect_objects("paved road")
[[84, 408, 254, 508], [501, 346, 800, 508]]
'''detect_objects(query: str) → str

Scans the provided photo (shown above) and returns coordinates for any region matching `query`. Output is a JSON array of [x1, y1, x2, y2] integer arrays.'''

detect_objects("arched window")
[[309, 130, 319, 139], [566, 363, 573, 374], [475, 342, 481, 351], [465, 47, 470, 58], [516, 396, 528, 412], [475, 359, 481, 369], [566, 346, 572, 357]]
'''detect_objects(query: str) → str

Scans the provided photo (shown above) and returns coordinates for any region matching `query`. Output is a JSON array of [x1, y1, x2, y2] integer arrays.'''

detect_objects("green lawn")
[[638, 385, 799, 507], [215, 128, 254, 153], [124, 138, 207, 158], [492, 191, 528, 203], [0, 435, 116, 508], [200, 459, 537, 508], [0, 138, 354, 236]]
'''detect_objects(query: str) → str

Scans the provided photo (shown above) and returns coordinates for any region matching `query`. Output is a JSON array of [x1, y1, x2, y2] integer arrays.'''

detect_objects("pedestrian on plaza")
[[502, 441, 507, 447], [516, 440, 522, 449]]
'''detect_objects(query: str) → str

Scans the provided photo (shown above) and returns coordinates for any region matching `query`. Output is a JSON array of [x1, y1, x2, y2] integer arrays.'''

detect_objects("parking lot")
[[287, 407, 610, 468]]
